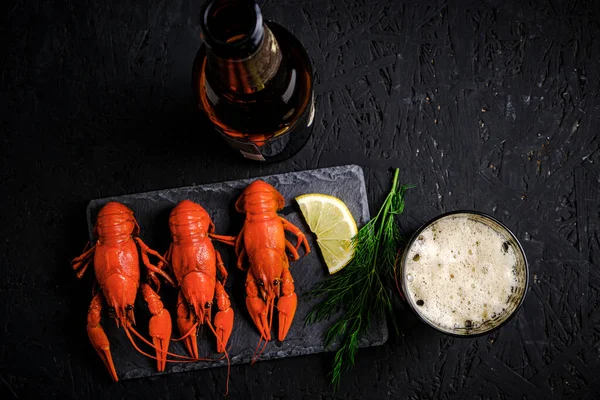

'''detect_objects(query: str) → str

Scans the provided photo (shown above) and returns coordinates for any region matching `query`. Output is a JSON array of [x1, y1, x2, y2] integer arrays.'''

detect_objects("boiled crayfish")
[[160, 200, 234, 358], [71, 201, 188, 381], [211, 180, 310, 354]]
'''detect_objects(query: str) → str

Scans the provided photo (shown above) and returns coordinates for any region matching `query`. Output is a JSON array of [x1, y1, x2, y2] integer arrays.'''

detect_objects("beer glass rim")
[[399, 209, 529, 337]]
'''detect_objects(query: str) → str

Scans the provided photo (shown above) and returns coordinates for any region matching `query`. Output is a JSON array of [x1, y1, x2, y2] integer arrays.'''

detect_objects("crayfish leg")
[[284, 240, 301, 261], [236, 247, 247, 271], [279, 217, 311, 255], [86, 292, 119, 382], [209, 233, 237, 246], [215, 250, 229, 283], [71, 242, 95, 279], [161, 243, 173, 267], [135, 237, 175, 288], [235, 231, 244, 255]]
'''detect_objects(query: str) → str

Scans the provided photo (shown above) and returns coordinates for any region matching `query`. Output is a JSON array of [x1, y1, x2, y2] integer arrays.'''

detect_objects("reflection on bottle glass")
[[193, 0, 315, 162]]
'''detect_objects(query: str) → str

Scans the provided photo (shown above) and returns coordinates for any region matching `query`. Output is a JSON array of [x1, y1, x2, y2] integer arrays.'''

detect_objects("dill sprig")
[[305, 168, 412, 389]]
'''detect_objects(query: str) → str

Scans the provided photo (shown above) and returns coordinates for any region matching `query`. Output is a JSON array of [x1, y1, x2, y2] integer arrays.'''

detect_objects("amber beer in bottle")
[[192, 0, 315, 162]]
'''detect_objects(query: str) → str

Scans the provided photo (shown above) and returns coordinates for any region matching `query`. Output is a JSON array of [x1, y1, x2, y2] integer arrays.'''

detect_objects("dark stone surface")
[[85, 164, 381, 380], [1, 0, 599, 398]]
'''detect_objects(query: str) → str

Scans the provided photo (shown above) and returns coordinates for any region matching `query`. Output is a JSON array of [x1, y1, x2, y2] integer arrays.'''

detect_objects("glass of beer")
[[399, 211, 529, 336]]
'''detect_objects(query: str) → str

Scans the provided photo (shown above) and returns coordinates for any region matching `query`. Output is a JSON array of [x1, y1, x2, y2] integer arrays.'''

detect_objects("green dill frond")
[[304, 168, 413, 390]]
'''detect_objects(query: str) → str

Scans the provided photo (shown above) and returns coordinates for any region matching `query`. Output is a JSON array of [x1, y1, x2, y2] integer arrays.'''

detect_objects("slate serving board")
[[85, 164, 387, 380]]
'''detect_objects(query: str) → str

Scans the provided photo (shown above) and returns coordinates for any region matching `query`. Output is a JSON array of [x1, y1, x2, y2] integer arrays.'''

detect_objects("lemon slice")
[[295, 193, 358, 274]]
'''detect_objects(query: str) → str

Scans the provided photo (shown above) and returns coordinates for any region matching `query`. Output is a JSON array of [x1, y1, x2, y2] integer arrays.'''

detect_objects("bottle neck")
[[206, 24, 283, 94]]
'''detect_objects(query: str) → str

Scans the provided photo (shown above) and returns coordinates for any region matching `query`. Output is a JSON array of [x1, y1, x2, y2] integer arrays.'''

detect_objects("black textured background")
[[1, 0, 599, 399]]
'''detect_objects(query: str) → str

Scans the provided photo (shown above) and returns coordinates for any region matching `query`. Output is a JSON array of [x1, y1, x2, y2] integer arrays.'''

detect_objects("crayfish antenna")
[[206, 319, 231, 396], [172, 321, 199, 342], [125, 325, 218, 362], [250, 337, 264, 366]]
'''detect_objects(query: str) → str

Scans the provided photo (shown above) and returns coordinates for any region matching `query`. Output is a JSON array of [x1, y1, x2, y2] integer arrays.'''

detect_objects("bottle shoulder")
[[265, 21, 313, 77], [194, 21, 313, 95], [192, 20, 314, 137]]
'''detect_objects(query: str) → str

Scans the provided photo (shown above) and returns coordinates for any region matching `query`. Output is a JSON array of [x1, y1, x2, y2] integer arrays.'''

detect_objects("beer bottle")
[[193, 0, 315, 162]]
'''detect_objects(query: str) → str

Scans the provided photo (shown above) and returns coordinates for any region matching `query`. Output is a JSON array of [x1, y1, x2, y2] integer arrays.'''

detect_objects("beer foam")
[[404, 215, 518, 331]]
